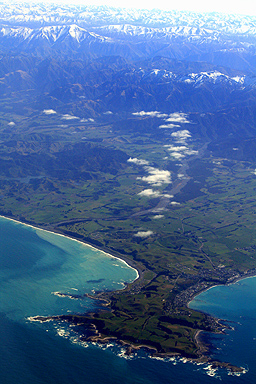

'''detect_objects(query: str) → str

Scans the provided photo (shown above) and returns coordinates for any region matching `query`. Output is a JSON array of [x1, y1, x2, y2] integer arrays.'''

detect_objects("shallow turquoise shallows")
[[0, 215, 256, 383]]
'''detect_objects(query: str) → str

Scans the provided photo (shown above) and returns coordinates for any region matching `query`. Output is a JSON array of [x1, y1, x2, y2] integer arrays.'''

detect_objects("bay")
[[0, 215, 255, 383], [189, 277, 256, 382]]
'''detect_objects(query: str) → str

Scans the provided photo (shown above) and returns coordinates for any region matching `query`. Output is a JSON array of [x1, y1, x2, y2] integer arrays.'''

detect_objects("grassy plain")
[[1, 108, 256, 357]]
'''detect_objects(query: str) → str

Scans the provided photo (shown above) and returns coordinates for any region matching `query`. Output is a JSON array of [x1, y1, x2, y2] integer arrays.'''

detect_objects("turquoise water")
[[0, 215, 256, 383], [0, 217, 138, 322], [189, 278, 256, 380]]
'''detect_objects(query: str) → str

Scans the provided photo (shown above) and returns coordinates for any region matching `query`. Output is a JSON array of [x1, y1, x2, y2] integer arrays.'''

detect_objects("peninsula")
[[1, 2, 256, 372]]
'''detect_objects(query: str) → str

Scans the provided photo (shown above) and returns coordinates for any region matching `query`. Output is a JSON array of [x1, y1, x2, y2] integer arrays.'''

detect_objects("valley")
[[1, 2, 256, 369], [2, 105, 256, 367]]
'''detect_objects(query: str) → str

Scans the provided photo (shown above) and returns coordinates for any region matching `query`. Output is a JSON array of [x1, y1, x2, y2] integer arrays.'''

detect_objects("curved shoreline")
[[0, 214, 250, 373], [28, 312, 245, 375], [0, 214, 140, 283], [187, 269, 256, 311]]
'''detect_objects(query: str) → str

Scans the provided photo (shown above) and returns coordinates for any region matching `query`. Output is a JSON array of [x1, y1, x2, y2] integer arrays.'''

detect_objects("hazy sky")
[[48, 0, 256, 16]]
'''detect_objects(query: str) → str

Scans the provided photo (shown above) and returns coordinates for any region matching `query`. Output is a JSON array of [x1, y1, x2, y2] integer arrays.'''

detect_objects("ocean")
[[0, 215, 255, 383]]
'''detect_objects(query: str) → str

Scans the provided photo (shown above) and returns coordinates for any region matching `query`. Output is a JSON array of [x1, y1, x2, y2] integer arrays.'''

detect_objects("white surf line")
[[0, 215, 139, 282]]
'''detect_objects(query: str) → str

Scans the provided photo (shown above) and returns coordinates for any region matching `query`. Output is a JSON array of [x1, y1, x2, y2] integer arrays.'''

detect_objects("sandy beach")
[[0, 214, 140, 283]]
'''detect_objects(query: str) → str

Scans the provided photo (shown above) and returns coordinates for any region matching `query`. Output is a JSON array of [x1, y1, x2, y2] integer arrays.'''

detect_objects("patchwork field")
[[1, 106, 256, 358]]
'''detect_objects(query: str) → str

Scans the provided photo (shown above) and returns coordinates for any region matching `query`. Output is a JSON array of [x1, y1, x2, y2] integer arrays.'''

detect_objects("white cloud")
[[170, 201, 181, 206], [80, 118, 95, 122], [164, 144, 198, 157], [158, 123, 179, 129], [170, 152, 185, 159], [104, 111, 113, 115], [164, 145, 188, 151], [132, 111, 191, 124], [138, 189, 162, 198], [166, 112, 191, 124], [8, 121, 15, 126], [164, 145, 187, 158], [134, 230, 154, 238], [152, 207, 165, 213], [164, 193, 174, 198], [138, 188, 173, 198], [61, 114, 80, 120], [184, 149, 198, 155], [138, 166, 171, 186], [152, 214, 164, 219], [128, 157, 150, 166], [132, 111, 168, 118], [171, 130, 191, 139], [171, 130, 192, 143], [43, 109, 57, 115]]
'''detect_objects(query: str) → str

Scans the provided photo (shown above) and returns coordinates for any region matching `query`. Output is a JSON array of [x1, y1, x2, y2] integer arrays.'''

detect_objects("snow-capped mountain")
[[140, 68, 248, 87], [1, 3, 256, 72], [0, 24, 113, 54], [1, 1, 256, 141], [1, 2, 256, 36]]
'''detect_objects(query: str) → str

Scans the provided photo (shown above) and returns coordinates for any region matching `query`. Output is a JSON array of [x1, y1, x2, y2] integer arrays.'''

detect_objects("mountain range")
[[1, 3, 256, 144]]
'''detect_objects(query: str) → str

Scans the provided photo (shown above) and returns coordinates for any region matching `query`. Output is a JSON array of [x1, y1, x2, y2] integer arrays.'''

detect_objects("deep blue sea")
[[0, 216, 256, 383]]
